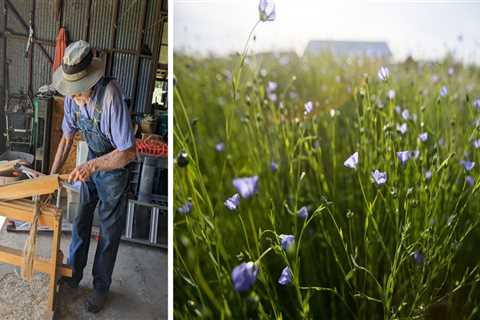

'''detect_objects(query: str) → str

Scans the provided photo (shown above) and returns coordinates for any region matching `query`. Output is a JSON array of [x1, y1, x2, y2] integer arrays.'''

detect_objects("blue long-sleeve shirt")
[[62, 79, 135, 151]]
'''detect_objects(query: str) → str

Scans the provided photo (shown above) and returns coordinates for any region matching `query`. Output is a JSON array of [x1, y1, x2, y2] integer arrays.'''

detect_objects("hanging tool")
[[3, 60, 9, 147], [14, 162, 44, 179], [24, 18, 34, 58]]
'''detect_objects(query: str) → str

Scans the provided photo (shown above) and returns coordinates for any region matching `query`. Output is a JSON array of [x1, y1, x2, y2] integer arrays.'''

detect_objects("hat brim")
[[52, 57, 105, 96]]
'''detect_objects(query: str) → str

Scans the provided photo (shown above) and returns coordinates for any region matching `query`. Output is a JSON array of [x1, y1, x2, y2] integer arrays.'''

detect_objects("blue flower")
[[267, 81, 278, 92], [448, 67, 454, 76], [215, 142, 225, 152], [259, 0, 276, 22], [396, 150, 419, 165], [460, 160, 475, 171], [278, 266, 292, 285], [268, 92, 277, 102], [279, 234, 295, 251], [177, 201, 192, 215], [271, 161, 278, 172], [474, 98, 480, 110], [378, 66, 390, 81], [344, 151, 358, 170], [473, 139, 480, 149], [396, 123, 408, 135], [394, 105, 402, 114], [425, 170, 432, 181], [224, 193, 240, 211], [372, 170, 387, 186], [266, 81, 277, 102], [387, 89, 395, 100], [401, 109, 410, 121], [397, 151, 411, 166], [440, 85, 448, 97], [298, 206, 308, 219], [304, 101, 313, 115], [431, 74, 439, 83], [412, 250, 425, 265], [231, 262, 259, 292], [419, 132, 428, 142], [466, 176, 475, 187], [233, 176, 259, 198]]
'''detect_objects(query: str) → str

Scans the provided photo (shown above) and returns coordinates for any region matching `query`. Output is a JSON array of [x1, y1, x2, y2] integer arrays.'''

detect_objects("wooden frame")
[[0, 191, 71, 319], [0, 174, 63, 201]]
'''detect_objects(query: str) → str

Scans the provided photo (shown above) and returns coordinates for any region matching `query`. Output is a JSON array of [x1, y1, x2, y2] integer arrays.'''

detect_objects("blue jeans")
[[67, 168, 129, 293]]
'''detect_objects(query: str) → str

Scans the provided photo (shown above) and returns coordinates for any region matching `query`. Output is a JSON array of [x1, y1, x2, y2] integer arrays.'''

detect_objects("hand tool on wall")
[[24, 19, 34, 58]]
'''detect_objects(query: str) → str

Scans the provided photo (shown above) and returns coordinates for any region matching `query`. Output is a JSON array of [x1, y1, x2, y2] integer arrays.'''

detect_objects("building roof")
[[304, 40, 392, 58]]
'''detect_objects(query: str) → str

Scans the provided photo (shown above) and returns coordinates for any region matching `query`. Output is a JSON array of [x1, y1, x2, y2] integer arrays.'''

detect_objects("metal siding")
[[7, 38, 29, 94], [112, 53, 136, 99], [115, 0, 142, 51], [62, 0, 89, 41], [32, 45, 54, 93], [143, 0, 161, 54], [31, 0, 56, 95], [136, 58, 152, 113], [2, 0, 164, 114], [0, 0, 4, 32], [0, 40, 3, 87], [6, 0, 31, 33], [89, 0, 114, 49], [0, 38, 4, 152], [34, 0, 57, 41]]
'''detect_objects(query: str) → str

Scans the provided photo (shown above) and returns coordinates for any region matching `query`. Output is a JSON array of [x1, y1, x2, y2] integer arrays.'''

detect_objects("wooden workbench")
[[0, 175, 71, 319]]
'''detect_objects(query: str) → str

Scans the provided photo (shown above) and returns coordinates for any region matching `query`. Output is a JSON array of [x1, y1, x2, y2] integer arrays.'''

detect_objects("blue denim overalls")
[[67, 78, 129, 293]]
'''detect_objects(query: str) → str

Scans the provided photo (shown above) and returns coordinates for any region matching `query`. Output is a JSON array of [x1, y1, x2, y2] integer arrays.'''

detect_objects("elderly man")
[[51, 40, 136, 313]]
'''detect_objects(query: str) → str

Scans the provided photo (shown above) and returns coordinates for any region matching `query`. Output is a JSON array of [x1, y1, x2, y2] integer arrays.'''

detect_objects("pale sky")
[[174, 0, 480, 64]]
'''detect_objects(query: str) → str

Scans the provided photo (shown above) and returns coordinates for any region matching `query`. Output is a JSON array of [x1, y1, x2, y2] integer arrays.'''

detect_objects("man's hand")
[[68, 161, 96, 183]]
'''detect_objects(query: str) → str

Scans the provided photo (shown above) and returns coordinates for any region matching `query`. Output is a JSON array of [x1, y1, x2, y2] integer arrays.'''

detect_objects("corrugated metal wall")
[[112, 53, 136, 99], [0, 0, 3, 152], [34, 0, 57, 40], [0, 0, 166, 150], [115, 0, 142, 51], [62, 0, 89, 42], [7, 38, 29, 94], [89, 0, 114, 49]]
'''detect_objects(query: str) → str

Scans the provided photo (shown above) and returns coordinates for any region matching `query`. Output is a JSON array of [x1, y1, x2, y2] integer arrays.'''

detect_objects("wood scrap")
[[0, 174, 68, 201], [0, 160, 27, 175]]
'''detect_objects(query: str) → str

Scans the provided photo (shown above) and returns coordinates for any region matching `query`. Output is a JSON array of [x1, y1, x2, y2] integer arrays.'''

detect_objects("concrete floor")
[[0, 230, 167, 319]]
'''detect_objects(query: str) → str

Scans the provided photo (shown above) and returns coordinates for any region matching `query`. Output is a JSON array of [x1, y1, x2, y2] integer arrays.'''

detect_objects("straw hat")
[[52, 40, 105, 96]]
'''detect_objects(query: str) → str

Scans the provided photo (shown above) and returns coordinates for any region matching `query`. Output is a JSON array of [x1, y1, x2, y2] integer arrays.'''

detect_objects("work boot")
[[85, 290, 108, 313], [60, 276, 79, 289]]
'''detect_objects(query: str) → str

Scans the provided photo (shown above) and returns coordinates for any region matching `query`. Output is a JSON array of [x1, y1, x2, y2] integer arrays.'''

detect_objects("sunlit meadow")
[[174, 2, 480, 319]]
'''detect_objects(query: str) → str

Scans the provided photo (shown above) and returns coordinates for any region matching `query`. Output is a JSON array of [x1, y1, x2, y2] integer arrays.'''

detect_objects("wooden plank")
[[0, 175, 60, 201], [0, 245, 72, 277], [47, 215, 62, 312], [0, 200, 60, 217], [0, 160, 24, 175], [0, 201, 57, 226]]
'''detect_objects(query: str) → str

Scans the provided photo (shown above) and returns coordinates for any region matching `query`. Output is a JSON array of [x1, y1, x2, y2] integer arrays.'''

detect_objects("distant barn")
[[304, 40, 392, 59]]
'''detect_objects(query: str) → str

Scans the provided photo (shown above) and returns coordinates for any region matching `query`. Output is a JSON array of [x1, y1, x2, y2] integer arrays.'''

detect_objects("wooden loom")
[[0, 174, 71, 319]]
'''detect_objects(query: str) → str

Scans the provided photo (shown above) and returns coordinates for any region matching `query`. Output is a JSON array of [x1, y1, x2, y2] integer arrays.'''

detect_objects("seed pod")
[[177, 151, 189, 167]]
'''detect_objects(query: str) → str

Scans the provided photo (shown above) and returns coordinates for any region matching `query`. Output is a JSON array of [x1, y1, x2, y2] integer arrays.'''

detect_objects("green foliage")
[[174, 52, 480, 319]]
